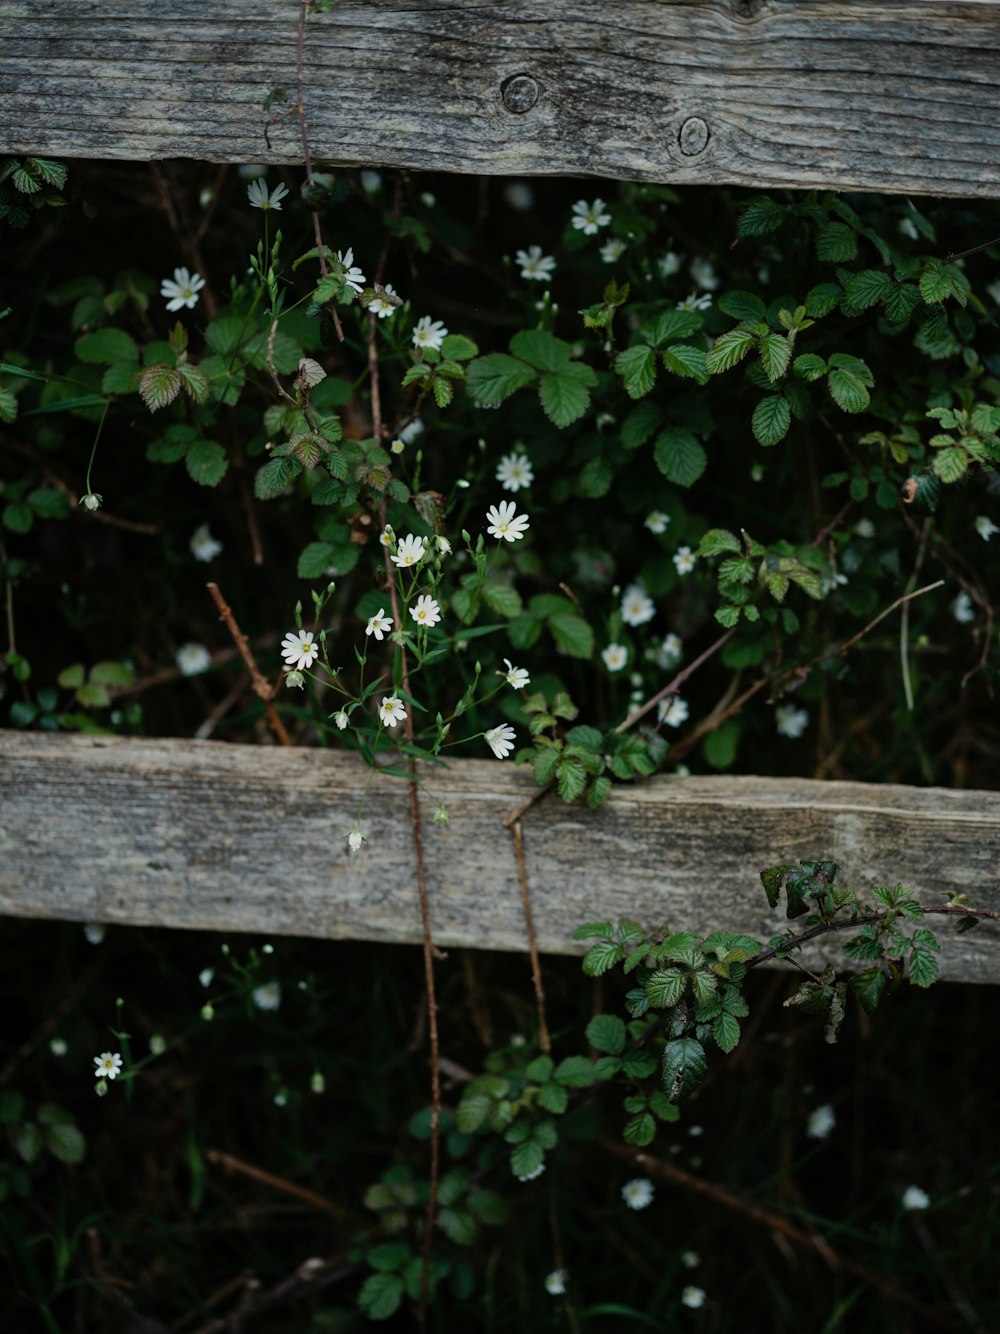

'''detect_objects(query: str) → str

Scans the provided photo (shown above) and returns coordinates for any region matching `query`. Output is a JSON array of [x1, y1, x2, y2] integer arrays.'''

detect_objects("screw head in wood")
[[501, 74, 539, 115]]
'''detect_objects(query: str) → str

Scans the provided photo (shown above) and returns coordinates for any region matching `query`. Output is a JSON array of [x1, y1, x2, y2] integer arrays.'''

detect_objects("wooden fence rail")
[[2, 2, 1000, 196], [1, 733, 997, 982]]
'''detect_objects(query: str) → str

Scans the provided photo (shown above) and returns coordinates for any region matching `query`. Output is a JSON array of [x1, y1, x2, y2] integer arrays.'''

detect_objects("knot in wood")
[[501, 74, 539, 115], [678, 116, 710, 156], [733, 0, 765, 18]]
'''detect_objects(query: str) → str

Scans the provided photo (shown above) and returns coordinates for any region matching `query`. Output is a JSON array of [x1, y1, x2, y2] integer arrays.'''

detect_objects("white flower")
[[360, 169, 382, 193], [347, 828, 365, 852], [807, 1104, 836, 1140], [390, 439, 405, 454], [50, 1037, 68, 1057], [621, 1178, 654, 1210], [237, 164, 266, 180], [281, 629, 319, 671], [690, 257, 719, 291], [502, 658, 530, 690], [412, 316, 448, 351], [176, 642, 211, 677], [399, 418, 424, 445], [146, 1033, 165, 1057], [367, 283, 400, 318], [252, 981, 282, 1011], [366, 608, 393, 640], [544, 1269, 567, 1295], [974, 514, 999, 541], [335, 247, 366, 294], [485, 723, 517, 759], [199, 967, 214, 988], [688, 1125, 703, 1137], [600, 237, 627, 263], [334, 710, 349, 730], [190, 523, 223, 562], [80, 492, 101, 511], [246, 178, 289, 211], [902, 1185, 930, 1211], [681, 1250, 700, 1270], [676, 292, 712, 312], [776, 704, 809, 739], [435, 535, 452, 555], [504, 181, 534, 211], [496, 451, 534, 492], [659, 251, 682, 278], [284, 670, 304, 690], [658, 696, 689, 728], [898, 217, 919, 240], [379, 525, 394, 548], [952, 591, 975, 623], [854, 517, 876, 539], [486, 500, 530, 542], [515, 245, 556, 281], [391, 533, 427, 567], [409, 595, 442, 627], [83, 922, 105, 945], [681, 1286, 706, 1310], [673, 546, 697, 575], [571, 198, 611, 235], [660, 633, 683, 664], [645, 510, 670, 535], [160, 266, 205, 311], [602, 643, 628, 672], [621, 583, 655, 627], [94, 1051, 122, 1080], [379, 695, 407, 728]]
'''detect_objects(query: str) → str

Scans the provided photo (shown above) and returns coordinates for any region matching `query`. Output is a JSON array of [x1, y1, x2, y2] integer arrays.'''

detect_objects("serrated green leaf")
[[139, 363, 182, 413], [255, 456, 298, 499], [582, 940, 624, 977], [186, 439, 228, 487], [737, 196, 786, 237], [27, 487, 70, 519], [793, 353, 828, 382], [178, 362, 210, 405], [539, 364, 595, 427], [510, 1139, 544, 1179], [882, 281, 922, 325], [623, 1112, 656, 1146], [717, 290, 767, 320], [705, 328, 755, 375], [805, 283, 842, 317], [646, 969, 685, 1008], [931, 446, 967, 483], [557, 757, 587, 803], [296, 541, 336, 579], [615, 344, 657, 399], [919, 263, 953, 305], [548, 612, 594, 659], [75, 328, 139, 365], [621, 400, 663, 450], [828, 366, 870, 414], [697, 528, 741, 557], [844, 269, 891, 311], [554, 1055, 595, 1088], [712, 1012, 741, 1053], [816, 222, 857, 263], [758, 334, 792, 383], [752, 395, 791, 447], [662, 342, 709, 384], [43, 1121, 85, 1164], [510, 328, 570, 372], [662, 1037, 708, 1103], [586, 1013, 626, 1055], [482, 581, 522, 618], [642, 308, 702, 346], [358, 1272, 404, 1321], [466, 352, 536, 407], [653, 427, 707, 487]]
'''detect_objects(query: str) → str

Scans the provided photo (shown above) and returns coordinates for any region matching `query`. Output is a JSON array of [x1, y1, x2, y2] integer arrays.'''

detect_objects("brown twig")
[[205, 1149, 345, 1219], [510, 819, 551, 1054], [615, 628, 737, 734], [205, 582, 291, 746]]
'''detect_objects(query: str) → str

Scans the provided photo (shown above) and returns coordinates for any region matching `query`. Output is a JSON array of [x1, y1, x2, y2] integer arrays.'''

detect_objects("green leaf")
[[717, 291, 767, 321], [828, 364, 871, 414], [621, 400, 663, 450], [297, 541, 336, 579], [482, 581, 522, 618], [737, 196, 785, 237], [582, 940, 624, 977], [27, 487, 70, 519], [816, 222, 857, 262], [0, 386, 17, 423], [255, 456, 298, 499], [186, 439, 228, 487], [358, 1272, 404, 1321], [616, 344, 657, 399], [712, 1012, 741, 1054], [752, 396, 791, 447], [931, 446, 967, 483], [539, 363, 595, 427], [758, 334, 792, 382], [654, 428, 707, 487], [623, 1112, 656, 1146], [510, 1139, 544, 1179], [178, 362, 210, 405], [43, 1120, 85, 1164], [793, 353, 828, 382], [662, 1037, 708, 1103], [466, 352, 536, 407], [697, 528, 741, 557], [509, 328, 570, 372], [705, 328, 755, 375], [843, 269, 891, 311], [554, 1055, 595, 1088], [646, 969, 685, 1008], [437, 1207, 476, 1246], [89, 660, 134, 687], [548, 612, 594, 659], [642, 308, 703, 345], [556, 757, 587, 803], [3, 502, 33, 533], [75, 327, 139, 365], [441, 333, 478, 361], [805, 283, 842, 317], [537, 1082, 568, 1114], [882, 281, 922, 325], [662, 343, 709, 384], [585, 1014, 626, 1055], [139, 363, 182, 413], [919, 263, 953, 305]]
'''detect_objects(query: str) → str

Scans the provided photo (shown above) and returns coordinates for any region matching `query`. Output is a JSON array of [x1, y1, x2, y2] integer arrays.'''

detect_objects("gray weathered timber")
[[2, 2, 1000, 196], [0, 733, 997, 982]]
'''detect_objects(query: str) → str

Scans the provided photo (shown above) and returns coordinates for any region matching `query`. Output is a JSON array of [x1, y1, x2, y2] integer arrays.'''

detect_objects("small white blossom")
[[432, 802, 450, 826], [360, 169, 382, 193], [80, 492, 101, 511], [503, 181, 534, 211], [676, 292, 712, 313], [412, 316, 448, 351], [902, 1185, 930, 1211], [311, 1071, 326, 1093], [688, 1125, 704, 1138], [681, 1250, 700, 1270], [661, 633, 683, 664], [281, 630, 319, 671], [190, 523, 223, 562], [645, 510, 670, 535], [690, 257, 719, 291], [974, 514, 999, 541], [435, 535, 452, 555], [485, 723, 517, 759], [544, 1269, 567, 1295], [673, 546, 697, 575], [160, 266, 205, 312], [496, 451, 534, 492], [252, 981, 282, 1012], [600, 236, 627, 263], [502, 658, 530, 690], [898, 217, 919, 240], [854, 517, 876, 539], [571, 198, 611, 235], [486, 500, 530, 542], [658, 696, 689, 728], [176, 642, 212, 677], [367, 283, 400, 318], [379, 695, 407, 728], [380, 525, 394, 548], [776, 705, 809, 739], [602, 643, 628, 672], [334, 710, 349, 730], [94, 1051, 122, 1080], [83, 923, 105, 945], [621, 1178, 654, 1210], [199, 968, 214, 988], [335, 247, 366, 294], [952, 591, 975, 623], [237, 164, 266, 180], [390, 439, 405, 454], [246, 178, 289, 211], [391, 533, 427, 567], [410, 595, 442, 628], [284, 669, 304, 690], [621, 583, 655, 627], [366, 608, 393, 640], [807, 1104, 836, 1140], [515, 245, 556, 281], [681, 1286, 706, 1310], [658, 251, 682, 277], [399, 418, 424, 445], [347, 829, 365, 852], [50, 1037, 68, 1057]]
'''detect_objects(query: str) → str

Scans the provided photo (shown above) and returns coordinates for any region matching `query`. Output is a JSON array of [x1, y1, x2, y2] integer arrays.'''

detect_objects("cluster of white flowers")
[[681, 1285, 706, 1309], [367, 283, 400, 318], [676, 292, 712, 313], [391, 533, 427, 568], [544, 1268, 567, 1295], [952, 591, 975, 623], [660, 632, 683, 665], [600, 237, 627, 264], [410, 594, 441, 627]]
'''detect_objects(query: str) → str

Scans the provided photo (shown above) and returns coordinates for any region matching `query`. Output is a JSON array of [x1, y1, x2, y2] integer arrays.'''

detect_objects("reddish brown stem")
[[206, 582, 291, 746]]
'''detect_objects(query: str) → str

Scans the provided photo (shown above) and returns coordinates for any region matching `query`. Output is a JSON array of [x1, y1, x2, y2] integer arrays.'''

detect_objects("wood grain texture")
[[2, 2, 1000, 196], [1, 732, 997, 982]]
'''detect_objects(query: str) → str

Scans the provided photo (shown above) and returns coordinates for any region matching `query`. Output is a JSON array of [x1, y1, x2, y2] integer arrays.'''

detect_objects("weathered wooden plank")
[[0, 733, 997, 981], [1, 2, 999, 196]]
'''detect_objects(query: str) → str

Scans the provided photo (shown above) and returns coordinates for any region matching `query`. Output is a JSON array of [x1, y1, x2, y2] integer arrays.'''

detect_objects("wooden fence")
[[1, 1, 998, 979]]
